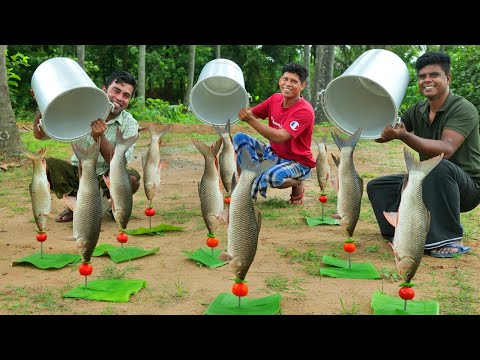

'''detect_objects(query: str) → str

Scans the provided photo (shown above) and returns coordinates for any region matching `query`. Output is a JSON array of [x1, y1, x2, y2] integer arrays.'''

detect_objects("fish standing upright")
[[71, 138, 103, 263], [219, 148, 276, 281], [331, 128, 363, 237], [142, 123, 170, 204], [23, 148, 51, 232], [383, 147, 444, 282], [213, 119, 236, 197], [192, 138, 225, 235], [314, 133, 330, 193], [108, 128, 139, 230]]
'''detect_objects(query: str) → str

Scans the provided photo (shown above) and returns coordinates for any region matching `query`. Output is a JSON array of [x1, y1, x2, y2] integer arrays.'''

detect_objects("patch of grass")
[[275, 247, 324, 276], [365, 244, 379, 253], [264, 274, 305, 295], [161, 204, 199, 224], [98, 264, 140, 280], [100, 305, 118, 315], [433, 269, 480, 315], [173, 271, 188, 298], [0, 285, 73, 314], [339, 297, 359, 315]]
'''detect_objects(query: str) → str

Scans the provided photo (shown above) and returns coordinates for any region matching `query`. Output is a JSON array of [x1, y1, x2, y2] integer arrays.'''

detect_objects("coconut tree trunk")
[[137, 45, 146, 105], [183, 45, 196, 106], [77, 45, 85, 69], [303, 45, 311, 103], [0, 45, 23, 156]]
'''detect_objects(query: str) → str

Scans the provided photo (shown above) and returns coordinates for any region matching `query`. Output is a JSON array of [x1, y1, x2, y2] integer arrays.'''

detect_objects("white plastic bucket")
[[31, 57, 113, 142], [189, 58, 249, 126], [319, 49, 410, 139]]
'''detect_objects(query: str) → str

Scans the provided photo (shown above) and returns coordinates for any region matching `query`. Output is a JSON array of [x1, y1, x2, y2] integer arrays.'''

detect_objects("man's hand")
[[375, 121, 407, 143], [91, 118, 107, 140], [238, 107, 255, 123]]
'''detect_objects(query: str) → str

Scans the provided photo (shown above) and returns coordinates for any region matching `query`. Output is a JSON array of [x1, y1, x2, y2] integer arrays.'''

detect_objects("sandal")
[[55, 208, 73, 222], [289, 186, 305, 205]]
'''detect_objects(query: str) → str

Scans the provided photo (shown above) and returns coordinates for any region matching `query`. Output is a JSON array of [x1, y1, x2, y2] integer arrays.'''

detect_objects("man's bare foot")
[[289, 182, 305, 205]]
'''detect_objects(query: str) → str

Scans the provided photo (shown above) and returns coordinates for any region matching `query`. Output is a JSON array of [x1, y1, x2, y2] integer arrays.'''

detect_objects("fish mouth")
[[397, 256, 419, 282]]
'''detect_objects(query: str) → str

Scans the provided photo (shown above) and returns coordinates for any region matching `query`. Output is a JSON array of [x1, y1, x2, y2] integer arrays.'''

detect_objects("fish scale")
[[384, 147, 444, 282], [109, 128, 139, 230], [192, 138, 224, 235], [314, 133, 330, 193], [219, 148, 276, 280], [71, 138, 102, 263], [24, 148, 51, 232], [142, 123, 170, 202], [331, 128, 363, 238], [213, 119, 236, 196]]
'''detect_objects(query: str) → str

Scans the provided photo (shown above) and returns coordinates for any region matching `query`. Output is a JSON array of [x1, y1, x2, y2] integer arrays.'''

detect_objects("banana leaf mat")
[[182, 247, 228, 268], [63, 279, 146, 302], [371, 291, 440, 315], [92, 243, 159, 263], [123, 224, 184, 236], [320, 255, 381, 279], [305, 216, 340, 226], [205, 292, 281, 315], [13, 252, 81, 269]]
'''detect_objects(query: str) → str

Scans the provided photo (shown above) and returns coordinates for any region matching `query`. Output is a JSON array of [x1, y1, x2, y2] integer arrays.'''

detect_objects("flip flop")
[[55, 208, 73, 223], [428, 244, 471, 258], [289, 188, 305, 205]]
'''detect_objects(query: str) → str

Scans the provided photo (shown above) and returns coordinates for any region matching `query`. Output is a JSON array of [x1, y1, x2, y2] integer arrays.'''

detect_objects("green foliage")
[[128, 97, 201, 124], [4, 49, 30, 94]]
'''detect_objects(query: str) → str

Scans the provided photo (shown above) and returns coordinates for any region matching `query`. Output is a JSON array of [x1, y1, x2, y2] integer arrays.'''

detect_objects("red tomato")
[[79, 263, 93, 276], [343, 242, 356, 253], [319, 195, 328, 203], [117, 232, 128, 243], [206, 237, 219, 248], [36, 232, 47, 242], [399, 286, 415, 300], [224, 197, 231, 205], [145, 207, 155, 217], [232, 282, 248, 297]]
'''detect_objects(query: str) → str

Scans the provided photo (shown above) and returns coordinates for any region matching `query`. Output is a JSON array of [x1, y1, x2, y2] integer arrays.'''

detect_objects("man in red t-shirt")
[[233, 63, 315, 204]]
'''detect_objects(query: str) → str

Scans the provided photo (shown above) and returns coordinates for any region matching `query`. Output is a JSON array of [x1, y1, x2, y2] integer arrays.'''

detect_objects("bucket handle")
[[392, 116, 402, 128], [104, 102, 114, 120], [317, 89, 334, 122]]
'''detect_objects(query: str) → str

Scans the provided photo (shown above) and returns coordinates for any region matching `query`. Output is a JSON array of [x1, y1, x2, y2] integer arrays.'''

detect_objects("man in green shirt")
[[32, 70, 141, 222], [367, 51, 480, 258]]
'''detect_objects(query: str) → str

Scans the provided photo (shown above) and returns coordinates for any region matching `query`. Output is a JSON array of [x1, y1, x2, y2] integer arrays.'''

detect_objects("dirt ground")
[[1, 123, 479, 315]]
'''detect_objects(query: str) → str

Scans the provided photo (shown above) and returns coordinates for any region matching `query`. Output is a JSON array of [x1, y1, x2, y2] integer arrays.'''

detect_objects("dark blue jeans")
[[367, 159, 480, 250]]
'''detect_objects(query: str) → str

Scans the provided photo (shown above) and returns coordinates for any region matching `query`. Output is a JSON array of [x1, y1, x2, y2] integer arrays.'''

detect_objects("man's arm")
[[33, 109, 47, 140], [238, 107, 291, 143]]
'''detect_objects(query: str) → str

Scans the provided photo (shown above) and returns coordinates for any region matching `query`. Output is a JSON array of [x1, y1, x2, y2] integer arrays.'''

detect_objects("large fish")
[[383, 147, 444, 282], [142, 123, 170, 204], [23, 148, 51, 232], [213, 119, 236, 197], [219, 148, 276, 281], [192, 138, 225, 235], [331, 128, 363, 238], [71, 138, 103, 263], [108, 128, 139, 230], [313, 133, 330, 193]]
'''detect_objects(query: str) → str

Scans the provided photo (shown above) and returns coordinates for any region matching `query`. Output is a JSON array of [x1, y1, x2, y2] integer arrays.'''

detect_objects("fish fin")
[[216, 209, 229, 225], [102, 174, 111, 189], [256, 210, 262, 235], [330, 178, 339, 193], [218, 251, 232, 261], [383, 211, 398, 228], [63, 195, 77, 211], [159, 160, 170, 169], [331, 153, 340, 168]]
